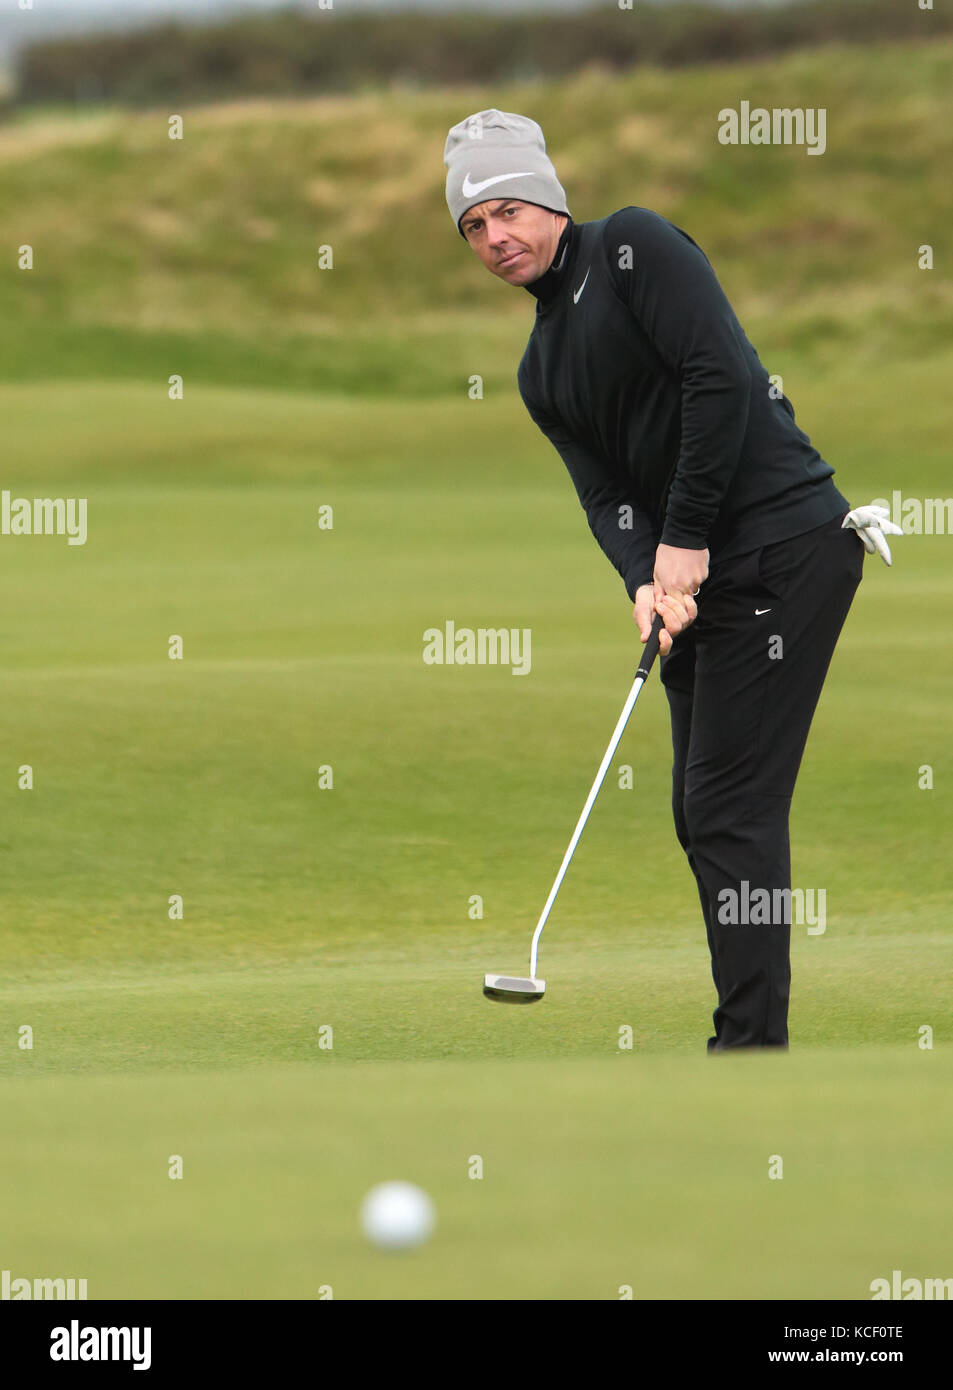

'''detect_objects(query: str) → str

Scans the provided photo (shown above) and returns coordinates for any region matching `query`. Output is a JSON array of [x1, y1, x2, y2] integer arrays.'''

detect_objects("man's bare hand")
[[653, 543, 709, 598], [633, 584, 698, 656]]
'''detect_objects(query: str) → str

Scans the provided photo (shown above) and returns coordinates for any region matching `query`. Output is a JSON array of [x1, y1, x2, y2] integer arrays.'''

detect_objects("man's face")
[[460, 199, 566, 286]]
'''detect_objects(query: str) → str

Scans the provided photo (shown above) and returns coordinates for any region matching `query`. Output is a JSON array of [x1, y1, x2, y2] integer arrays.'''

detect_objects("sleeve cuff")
[[659, 519, 711, 551], [626, 569, 656, 602]]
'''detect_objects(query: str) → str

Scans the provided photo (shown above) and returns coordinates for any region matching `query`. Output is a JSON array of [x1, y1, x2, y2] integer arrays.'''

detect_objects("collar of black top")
[[523, 216, 577, 305]]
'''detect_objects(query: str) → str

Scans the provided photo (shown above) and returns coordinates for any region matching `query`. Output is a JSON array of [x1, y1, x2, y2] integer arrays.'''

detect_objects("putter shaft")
[[528, 616, 664, 978]]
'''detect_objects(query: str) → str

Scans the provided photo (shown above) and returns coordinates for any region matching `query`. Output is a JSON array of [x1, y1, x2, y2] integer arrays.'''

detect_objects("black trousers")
[[659, 512, 864, 1050]]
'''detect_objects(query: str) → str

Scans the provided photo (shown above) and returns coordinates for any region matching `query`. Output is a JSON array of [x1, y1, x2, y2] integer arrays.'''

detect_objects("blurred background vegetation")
[[0, 4, 949, 402], [7, 0, 950, 108]]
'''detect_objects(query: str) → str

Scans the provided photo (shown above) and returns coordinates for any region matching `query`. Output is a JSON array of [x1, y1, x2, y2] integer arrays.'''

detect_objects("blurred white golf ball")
[[360, 1181, 435, 1250]]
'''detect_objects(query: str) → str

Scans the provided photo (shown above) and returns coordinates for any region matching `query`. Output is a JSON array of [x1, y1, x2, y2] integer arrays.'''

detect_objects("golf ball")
[[360, 1181, 435, 1250]]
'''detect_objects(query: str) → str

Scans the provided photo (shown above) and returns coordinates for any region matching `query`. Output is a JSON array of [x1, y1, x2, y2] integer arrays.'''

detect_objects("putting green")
[[0, 367, 950, 1297], [1, 1051, 950, 1300]]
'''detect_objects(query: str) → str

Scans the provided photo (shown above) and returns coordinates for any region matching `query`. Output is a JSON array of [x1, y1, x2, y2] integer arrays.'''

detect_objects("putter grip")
[[636, 612, 666, 679]]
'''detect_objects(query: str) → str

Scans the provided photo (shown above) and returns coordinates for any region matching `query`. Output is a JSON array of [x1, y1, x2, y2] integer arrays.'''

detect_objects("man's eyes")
[[467, 207, 517, 234]]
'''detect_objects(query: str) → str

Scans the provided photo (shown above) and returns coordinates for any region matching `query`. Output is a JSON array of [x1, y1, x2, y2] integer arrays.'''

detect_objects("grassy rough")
[[1, 39, 951, 393]]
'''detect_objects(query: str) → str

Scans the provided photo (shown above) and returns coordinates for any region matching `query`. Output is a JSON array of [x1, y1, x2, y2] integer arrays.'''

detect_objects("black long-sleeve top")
[[517, 207, 849, 599]]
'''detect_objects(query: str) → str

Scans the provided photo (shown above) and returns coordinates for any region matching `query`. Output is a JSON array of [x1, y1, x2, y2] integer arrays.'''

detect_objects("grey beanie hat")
[[444, 108, 569, 236]]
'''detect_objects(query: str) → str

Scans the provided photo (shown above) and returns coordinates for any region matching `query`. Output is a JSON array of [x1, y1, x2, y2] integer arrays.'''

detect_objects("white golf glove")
[[841, 504, 903, 566]]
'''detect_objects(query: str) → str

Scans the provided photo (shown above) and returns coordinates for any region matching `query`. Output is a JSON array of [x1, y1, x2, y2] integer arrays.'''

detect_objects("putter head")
[[483, 973, 546, 1004]]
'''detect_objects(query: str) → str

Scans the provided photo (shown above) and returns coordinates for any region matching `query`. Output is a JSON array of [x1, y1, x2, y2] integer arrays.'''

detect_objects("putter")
[[483, 612, 666, 1003]]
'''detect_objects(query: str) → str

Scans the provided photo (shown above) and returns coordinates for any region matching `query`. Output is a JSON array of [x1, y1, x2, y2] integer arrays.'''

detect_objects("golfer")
[[445, 108, 899, 1050]]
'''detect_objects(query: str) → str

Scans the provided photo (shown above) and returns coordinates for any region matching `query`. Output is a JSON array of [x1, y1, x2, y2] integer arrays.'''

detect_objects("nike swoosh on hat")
[[462, 170, 536, 198]]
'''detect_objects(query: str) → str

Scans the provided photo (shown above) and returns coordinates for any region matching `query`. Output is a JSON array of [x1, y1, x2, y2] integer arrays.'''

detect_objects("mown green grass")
[[1, 1051, 950, 1299], [0, 370, 947, 1100], [0, 364, 949, 1294]]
